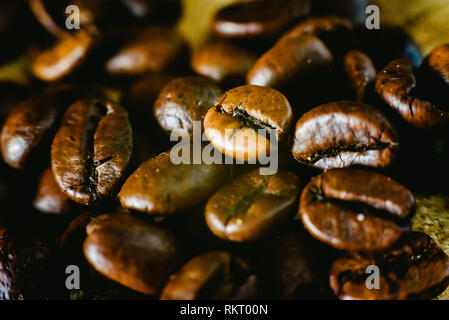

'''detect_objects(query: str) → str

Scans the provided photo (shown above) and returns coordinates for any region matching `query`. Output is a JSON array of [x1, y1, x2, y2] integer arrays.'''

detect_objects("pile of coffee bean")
[[0, 0, 448, 300]]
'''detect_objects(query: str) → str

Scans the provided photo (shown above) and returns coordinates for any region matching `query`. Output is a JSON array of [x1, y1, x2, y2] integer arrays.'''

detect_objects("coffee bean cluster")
[[0, 0, 448, 300]]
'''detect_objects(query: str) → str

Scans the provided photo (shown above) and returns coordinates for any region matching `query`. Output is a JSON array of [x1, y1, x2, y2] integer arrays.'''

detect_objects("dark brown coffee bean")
[[119, 152, 230, 215], [33, 167, 73, 215], [83, 213, 176, 295], [247, 34, 332, 88], [330, 231, 449, 300], [205, 169, 301, 242], [31, 27, 99, 82], [51, 99, 132, 206], [212, 0, 309, 39], [299, 168, 415, 251], [344, 50, 376, 101], [426, 43, 449, 85], [0, 84, 76, 169], [105, 26, 188, 76], [291, 101, 399, 169], [154, 77, 224, 134], [160, 251, 256, 300], [204, 85, 293, 161], [191, 41, 257, 83], [376, 58, 449, 129]]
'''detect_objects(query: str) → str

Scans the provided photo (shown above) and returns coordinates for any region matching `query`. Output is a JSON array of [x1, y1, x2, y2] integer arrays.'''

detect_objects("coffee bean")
[[119, 152, 230, 215], [205, 169, 302, 242], [160, 251, 256, 300], [344, 50, 377, 101], [105, 26, 188, 76], [426, 43, 449, 85], [191, 41, 257, 84], [376, 58, 449, 129], [204, 85, 293, 161], [247, 34, 332, 88], [0, 84, 77, 169], [212, 0, 308, 39], [154, 77, 223, 134], [330, 231, 449, 300], [51, 99, 132, 206], [291, 101, 399, 169], [33, 167, 73, 215], [299, 168, 415, 251], [83, 213, 176, 295], [31, 27, 99, 82]]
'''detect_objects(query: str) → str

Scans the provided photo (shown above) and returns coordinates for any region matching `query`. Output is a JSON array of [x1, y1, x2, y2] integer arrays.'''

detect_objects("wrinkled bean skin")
[[83, 213, 177, 295], [33, 167, 73, 215], [204, 85, 292, 161], [247, 34, 332, 88], [291, 101, 399, 169], [154, 77, 223, 134], [376, 58, 449, 129], [31, 28, 98, 82], [330, 232, 449, 300], [191, 41, 257, 84], [119, 152, 230, 215], [0, 85, 76, 170], [299, 168, 415, 251], [205, 169, 301, 242], [344, 50, 376, 101], [106, 26, 188, 75], [51, 99, 132, 206]]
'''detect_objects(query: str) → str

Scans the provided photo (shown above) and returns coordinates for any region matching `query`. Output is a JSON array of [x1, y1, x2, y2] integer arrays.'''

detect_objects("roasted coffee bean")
[[330, 232, 449, 300], [51, 99, 132, 206], [83, 213, 176, 295], [299, 168, 415, 251], [154, 77, 223, 134], [191, 41, 257, 84], [161, 251, 256, 300], [344, 50, 376, 101], [212, 0, 309, 39], [205, 169, 301, 242], [247, 34, 332, 88], [376, 58, 449, 129], [0, 84, 76, 169], [204, 85, 292, 161], [33, 167, 73, 215], [31, 27, 99, 82], [119, 152, 230, 215], [426, 43, 449, 85], [105, 26, 188, 76], [291, 101, 399, 169]]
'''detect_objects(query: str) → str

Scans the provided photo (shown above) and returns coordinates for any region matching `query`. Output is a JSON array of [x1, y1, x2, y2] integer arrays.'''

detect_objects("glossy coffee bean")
[[344, 50, 376, 101], [376, 58, 449, 129], [161, 251, 256, 300], [31, 28, 99, 82], [205, 169, 301, 242], [83, 213, 177, 295], [0, 84, 76, 170], [106, 26, 188, 76], [330, 232, 449, 300], [119, 152, 230, 215], [212, 0, 309, 39], [247, 34, 332, 88], [291, 101, 399, 169], [426, 43, 449, 85], [51, 99, 132, 206], [299, 168, 415, 251], [154, 77, 223, 134], [33, 167, 73, 215], [191, 41, 257, 84], [204, 85, 293, 161]]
